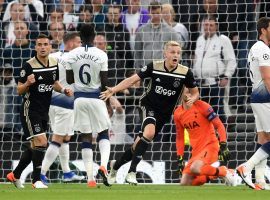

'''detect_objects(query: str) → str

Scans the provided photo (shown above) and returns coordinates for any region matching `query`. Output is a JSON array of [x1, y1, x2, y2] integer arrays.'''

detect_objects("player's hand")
[[218, 142, 230, 164], [26, 74, 35, 86], [100, 86, 114, 101], [177, 156, 184, 175], [63, 88, 73, 97]]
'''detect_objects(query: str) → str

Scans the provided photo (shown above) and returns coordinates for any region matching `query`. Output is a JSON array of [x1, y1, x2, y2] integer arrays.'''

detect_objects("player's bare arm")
[[17, 74, 35, 95], [53, 80, 73, 97], [260, 66, 270, 92], [66, 69, 74, 84], [100, 73, 141, 101]]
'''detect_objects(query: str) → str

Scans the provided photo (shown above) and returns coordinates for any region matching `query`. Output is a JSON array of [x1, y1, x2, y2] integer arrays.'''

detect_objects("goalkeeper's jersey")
[[174, 100, 225, 157]]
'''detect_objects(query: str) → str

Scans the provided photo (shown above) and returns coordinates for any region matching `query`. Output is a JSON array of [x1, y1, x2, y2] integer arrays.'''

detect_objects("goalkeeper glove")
[[218, 142, 230, 164], [177, 156, 185, 175]]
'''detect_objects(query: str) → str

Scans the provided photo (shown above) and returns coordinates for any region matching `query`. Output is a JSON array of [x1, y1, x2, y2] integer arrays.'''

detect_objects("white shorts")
[[251, 103, 270, 133], [74, 98, 111, 133], [49, 105, 74, 136]]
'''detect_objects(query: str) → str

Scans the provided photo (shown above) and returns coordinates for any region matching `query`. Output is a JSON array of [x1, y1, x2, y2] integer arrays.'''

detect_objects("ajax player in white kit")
[[65, 24, 112, 187], [236, 17, 270, 190], [40, 32, 85, 185]]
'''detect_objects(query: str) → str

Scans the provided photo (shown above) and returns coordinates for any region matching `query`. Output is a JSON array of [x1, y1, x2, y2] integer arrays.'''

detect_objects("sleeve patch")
[[207, 112, 217, 121]]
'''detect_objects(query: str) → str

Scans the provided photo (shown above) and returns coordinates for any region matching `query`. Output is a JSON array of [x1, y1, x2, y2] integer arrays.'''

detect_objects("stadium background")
[[0, 0, 270, 184]]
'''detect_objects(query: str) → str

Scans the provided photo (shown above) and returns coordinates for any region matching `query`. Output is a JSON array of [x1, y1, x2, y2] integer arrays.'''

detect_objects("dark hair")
[[37, 34, 50, 40], [148, 1, 162, 12], [79, 5, 93, 13], [49, 7, 64, 15], [257, 17, 270, 35], [80, 24, 95, 44], [63, 32, 80, 44]]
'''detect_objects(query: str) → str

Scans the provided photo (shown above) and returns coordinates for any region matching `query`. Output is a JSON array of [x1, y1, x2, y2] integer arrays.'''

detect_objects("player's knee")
[[96, 129, 109, 142], [81, 141, 92, 149]]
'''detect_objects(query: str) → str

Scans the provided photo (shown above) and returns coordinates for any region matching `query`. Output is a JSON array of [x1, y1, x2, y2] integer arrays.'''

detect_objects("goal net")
[[1, 0, 270, 184]]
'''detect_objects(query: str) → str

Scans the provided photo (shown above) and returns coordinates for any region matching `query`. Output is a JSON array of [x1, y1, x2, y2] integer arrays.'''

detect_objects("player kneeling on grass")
[[174, 89, 237, 186]]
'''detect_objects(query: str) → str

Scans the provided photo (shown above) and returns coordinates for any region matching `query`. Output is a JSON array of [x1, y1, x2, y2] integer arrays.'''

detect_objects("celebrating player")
[[100, 41, 199, 185], [6, 34, 72, 189], [174, 89, 236, 186]]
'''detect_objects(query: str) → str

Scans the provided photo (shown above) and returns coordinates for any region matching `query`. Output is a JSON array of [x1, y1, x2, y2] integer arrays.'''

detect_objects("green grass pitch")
[[0, 184, 268, 200]]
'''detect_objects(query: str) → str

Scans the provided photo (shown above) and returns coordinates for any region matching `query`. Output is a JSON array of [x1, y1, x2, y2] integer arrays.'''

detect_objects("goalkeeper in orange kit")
[[173, 89, 236, 186]]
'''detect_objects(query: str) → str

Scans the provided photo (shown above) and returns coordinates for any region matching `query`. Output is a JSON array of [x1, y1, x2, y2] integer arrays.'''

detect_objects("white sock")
[[99, 139, 110, 170], [41, 143, 60, 175], [255, 159, 267, 183], [246, 148, 269, 172], [82, 148, 93, 181], [59, 143, 70, 173]]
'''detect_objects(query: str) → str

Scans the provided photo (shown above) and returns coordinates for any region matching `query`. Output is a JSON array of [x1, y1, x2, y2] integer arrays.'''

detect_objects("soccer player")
[[6, 34, 72, 189], [174, 89, 236, 186], [40, 32, 84, 185], [100, 41, 200, 185], [65, 24, 112, 187], [236, 17, 270, 190]]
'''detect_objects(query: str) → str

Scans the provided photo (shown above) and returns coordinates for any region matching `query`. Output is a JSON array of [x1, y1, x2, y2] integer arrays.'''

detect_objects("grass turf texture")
[[0, 184, 268, 200]]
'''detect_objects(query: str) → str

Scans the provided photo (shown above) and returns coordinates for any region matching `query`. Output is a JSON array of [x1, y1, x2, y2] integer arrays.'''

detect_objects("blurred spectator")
[[40, 7, 64, 35], [2, 2, 38, 47], [134, 1, 180, 68], [2, 21, 35, 83], [0, 0, 7, 48], [225, 0, 256, 111], [59, 0, 79, 31], [121, 0, 150, 50], [162, 3, 188, 50], [3, 0, 44, 25], [77, 5, 93, 32], [103, 4, 134, 71], [1, 21, 35, 132], [94, 33, 133, 144], [89, 0, 108, 31], [94, 33, 124, 86], [0, 65, 17, 132], [193, 16, 236, 123], [162, 3, 189, 65], [48, 22, 65, 51]]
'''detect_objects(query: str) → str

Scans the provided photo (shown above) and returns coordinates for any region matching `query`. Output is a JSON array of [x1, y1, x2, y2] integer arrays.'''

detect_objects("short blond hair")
[[164, 41, 181, 50]]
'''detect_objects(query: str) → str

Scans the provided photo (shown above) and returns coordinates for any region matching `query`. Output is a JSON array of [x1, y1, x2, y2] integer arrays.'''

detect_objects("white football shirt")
[[248, 40, 270, 103], [64, 45, 108, 93]]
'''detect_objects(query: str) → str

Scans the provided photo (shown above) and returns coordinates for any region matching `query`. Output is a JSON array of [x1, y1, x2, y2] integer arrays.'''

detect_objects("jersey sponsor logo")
[[38, 76, 43, 80], [20, 70, 26, 77], [263, 53, 269, 60], [155, 78, 161, 82], [38, 84, 53, 92], [183, 121, 200, 130], [155, 86, 176, 96]]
